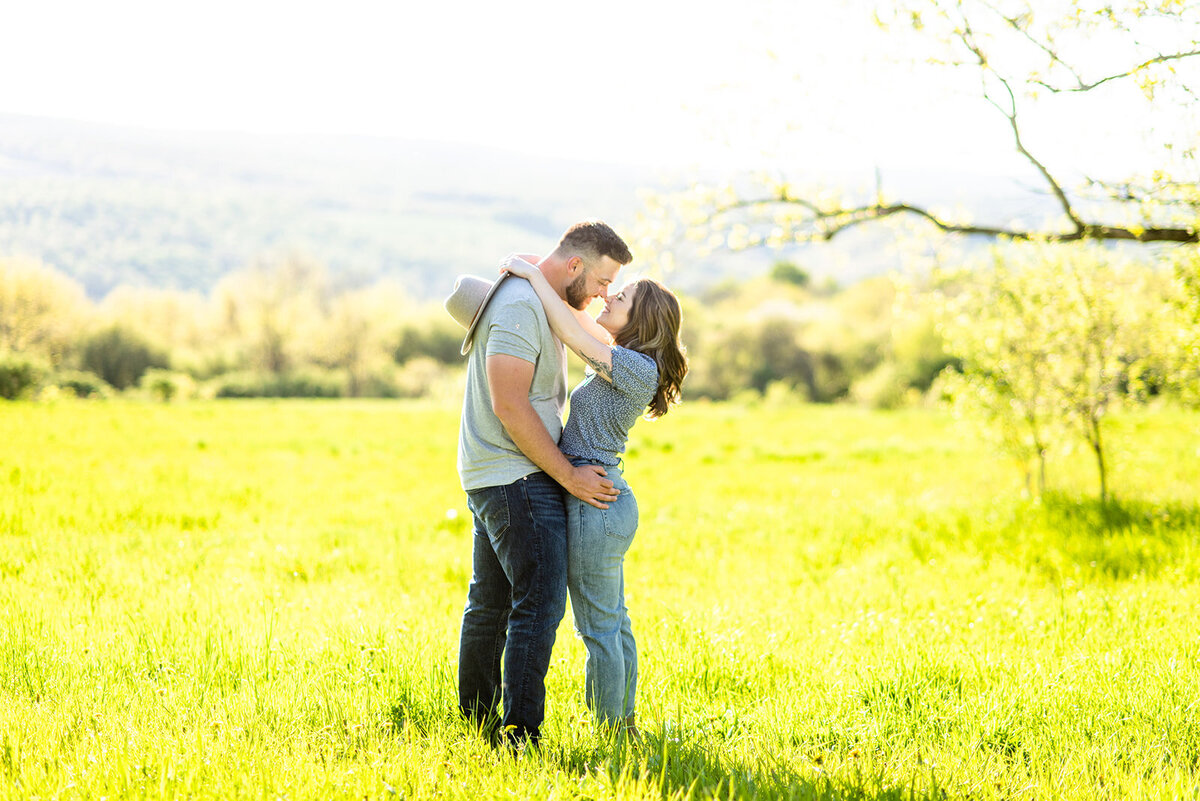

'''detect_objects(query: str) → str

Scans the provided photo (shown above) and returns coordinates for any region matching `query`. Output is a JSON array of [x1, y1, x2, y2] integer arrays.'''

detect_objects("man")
[[445, 220, 632, 747]]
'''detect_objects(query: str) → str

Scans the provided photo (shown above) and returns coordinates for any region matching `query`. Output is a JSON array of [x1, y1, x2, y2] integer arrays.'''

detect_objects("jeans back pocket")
[[602, 489, 638, 540], [467, 485, 511, 546]]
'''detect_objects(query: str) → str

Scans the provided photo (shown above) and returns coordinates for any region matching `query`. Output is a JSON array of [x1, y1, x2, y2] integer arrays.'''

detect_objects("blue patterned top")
[[558, 346, 659, 466]]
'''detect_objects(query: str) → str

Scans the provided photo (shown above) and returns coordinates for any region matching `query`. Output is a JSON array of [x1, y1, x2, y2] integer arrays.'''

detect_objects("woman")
[[500, 255, 688, 735]]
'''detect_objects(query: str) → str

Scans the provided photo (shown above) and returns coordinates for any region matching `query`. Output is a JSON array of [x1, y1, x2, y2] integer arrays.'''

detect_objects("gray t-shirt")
[[457, 277, 567, 491]]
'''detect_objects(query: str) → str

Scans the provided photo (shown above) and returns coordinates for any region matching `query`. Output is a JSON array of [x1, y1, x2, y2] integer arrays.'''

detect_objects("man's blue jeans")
[[458, 471, 567, 745]]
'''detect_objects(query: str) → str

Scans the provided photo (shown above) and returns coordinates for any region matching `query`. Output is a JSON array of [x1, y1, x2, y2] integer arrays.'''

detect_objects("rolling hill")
[[0, 114, 1060, 301]]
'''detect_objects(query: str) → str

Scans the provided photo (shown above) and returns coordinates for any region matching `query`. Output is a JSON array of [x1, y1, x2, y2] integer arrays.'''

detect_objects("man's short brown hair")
[[556, 220, 633, 266]]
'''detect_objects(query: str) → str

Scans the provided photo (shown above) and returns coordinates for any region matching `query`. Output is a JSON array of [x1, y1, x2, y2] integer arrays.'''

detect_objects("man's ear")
[[566, 256, 582, 274]]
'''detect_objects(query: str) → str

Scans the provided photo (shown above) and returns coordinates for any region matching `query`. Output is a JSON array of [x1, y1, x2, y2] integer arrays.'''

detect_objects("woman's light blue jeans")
[[565, 458, 638, 724]]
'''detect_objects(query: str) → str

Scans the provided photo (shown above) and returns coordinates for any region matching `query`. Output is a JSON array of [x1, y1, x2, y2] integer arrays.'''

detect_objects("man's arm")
[[486, 353, 618, 509]]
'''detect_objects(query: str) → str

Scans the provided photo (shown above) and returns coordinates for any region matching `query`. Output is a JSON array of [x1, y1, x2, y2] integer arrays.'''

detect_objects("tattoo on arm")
[[585, 354, 613, 382]]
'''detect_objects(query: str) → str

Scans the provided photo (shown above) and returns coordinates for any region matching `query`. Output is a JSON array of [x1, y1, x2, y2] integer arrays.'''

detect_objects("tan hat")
[[445, 272, 511, 355]]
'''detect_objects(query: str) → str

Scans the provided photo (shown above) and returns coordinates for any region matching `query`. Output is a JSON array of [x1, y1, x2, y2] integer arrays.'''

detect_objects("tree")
[[936, 264, 1056, 496], [212, 255, 330, 374], [647, 1, 1199, 253], [936, 242, 1168, 501], [312, 283, 414, 398], [1168, 248, 1200, 404], [0, 257, 89, 365], [769, 261, 811, 288], [98, 286, 212, 356]]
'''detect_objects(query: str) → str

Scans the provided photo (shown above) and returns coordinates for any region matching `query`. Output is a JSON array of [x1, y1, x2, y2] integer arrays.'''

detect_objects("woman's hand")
[[499, 254, 538, 280]]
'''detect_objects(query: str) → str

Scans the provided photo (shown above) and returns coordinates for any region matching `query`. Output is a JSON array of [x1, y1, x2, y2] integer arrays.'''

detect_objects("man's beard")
[[565, 273, 590, 310]]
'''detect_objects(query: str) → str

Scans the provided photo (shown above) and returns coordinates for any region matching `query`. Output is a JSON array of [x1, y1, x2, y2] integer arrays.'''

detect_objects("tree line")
[[4, 243, 1198, 504], [0, 255, 468, 403]]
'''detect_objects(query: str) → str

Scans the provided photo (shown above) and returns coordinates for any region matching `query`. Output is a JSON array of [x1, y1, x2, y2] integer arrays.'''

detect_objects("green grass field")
[[1, 399, 1198, 800]]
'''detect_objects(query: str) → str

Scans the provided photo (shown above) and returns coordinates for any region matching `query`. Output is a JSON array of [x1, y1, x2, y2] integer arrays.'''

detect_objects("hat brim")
[[460, 272, 511, 355]]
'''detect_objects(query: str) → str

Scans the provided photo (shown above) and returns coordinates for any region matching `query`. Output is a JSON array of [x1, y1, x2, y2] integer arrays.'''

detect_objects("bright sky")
[[2, 0, 1183, 177]]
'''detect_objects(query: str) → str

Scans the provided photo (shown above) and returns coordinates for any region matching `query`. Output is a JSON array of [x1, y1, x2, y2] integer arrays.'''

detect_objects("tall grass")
[[0, 399, 1197, 799]]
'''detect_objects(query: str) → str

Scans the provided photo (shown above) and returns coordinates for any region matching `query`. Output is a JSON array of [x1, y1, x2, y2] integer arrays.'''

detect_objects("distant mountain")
[[0, 114, 1061, 301]]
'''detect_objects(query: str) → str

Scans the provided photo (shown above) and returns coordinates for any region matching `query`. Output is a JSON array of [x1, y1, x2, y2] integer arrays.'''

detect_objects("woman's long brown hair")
[[613, 279, 688, 418]]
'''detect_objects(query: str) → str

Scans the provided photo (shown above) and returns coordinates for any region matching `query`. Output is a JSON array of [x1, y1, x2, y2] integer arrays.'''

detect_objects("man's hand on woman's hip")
[[565, 464, 618, 509]]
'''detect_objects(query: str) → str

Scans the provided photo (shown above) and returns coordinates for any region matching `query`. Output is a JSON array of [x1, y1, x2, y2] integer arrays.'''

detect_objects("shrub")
[[393, 357, 448, 399], [683, 318, 847, 402], [891, 314, 959, 392], [213, 369, 346, 398], [80, 326, 169, 390], [393, 322, 466, 365], [810, 351, 852, 403], [0, 353, 46, 400], [140, 369, 196, 402], [851, 363, 912, 410], [51, 370, 112, 399], [353, 370, 402, 399]]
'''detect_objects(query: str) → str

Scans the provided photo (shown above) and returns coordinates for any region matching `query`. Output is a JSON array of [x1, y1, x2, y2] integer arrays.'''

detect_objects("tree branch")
[[953, 17, 1087, 235], [973, 0, 1200, 94], [1083, 175, 1200, 208], [707, 196, 1198, 244], [978, 0, 1087, 88], [988, 76, 1086, 233], [1032, 49, 1200, 93], [674, 2, 1200, 256]]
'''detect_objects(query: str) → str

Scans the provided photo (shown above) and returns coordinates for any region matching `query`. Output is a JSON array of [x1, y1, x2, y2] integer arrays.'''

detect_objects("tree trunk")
[[1090, 415, 1108, 504]]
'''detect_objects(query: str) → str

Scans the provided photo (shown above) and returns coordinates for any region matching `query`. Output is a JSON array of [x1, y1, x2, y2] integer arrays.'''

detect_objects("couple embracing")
[[444, 220, 688, 749]]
